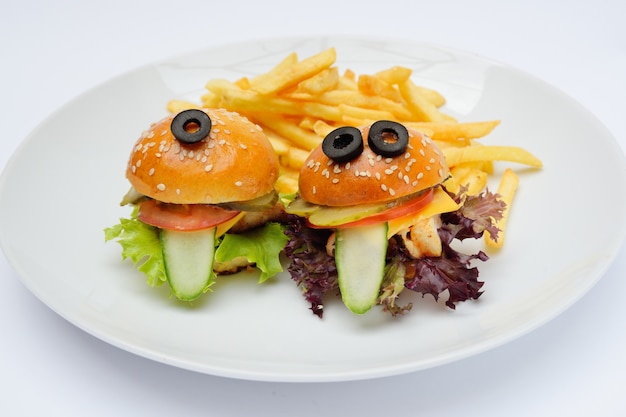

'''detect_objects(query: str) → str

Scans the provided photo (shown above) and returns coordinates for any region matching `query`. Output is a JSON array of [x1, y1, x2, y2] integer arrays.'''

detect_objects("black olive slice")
[[171, 109, 212, 144], [367, 120, 409, 157], [322, 126, 364, 162]]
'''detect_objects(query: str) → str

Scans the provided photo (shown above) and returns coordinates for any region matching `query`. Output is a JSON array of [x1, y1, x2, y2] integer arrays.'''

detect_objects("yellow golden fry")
[[257, 115, 323, 151], [234, 77, 251, 89], [280, 146, 310, 170], [263, 130, 291, 156], [443, 145, 543, 168], [485, 168, 519, 248], [451, 166, 488, 196], [250, 48, 337, 95], [338, 103, 396, 123], [342, 68, 356, 82], [166, 99, 199, 114], [398, 79, 448, 122], [374, 66, 412, 85], [312, 120, 337, 138], [405, 120, 501, 142], [217, 88, 304, 116], [248, 52, 298, 92], [286, 90, 413, 120], [357, 74, 402, 102], [275, 174, 300, 196], [295, 66, 339, 95], [414, 86, 447, 108]]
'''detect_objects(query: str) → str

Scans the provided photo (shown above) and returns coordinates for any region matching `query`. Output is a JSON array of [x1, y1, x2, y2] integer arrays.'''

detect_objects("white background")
[[1, 0, 625, 416]]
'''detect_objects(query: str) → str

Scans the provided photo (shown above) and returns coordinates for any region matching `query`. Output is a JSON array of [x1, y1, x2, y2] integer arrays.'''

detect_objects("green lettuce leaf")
[[215, 222, 288, 283], [104, 209, 167, 287]]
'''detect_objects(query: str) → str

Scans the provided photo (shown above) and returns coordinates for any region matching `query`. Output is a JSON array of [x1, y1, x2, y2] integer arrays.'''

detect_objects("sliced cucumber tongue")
[[335, 222, 388, 314], [161, 227, 216, 301]]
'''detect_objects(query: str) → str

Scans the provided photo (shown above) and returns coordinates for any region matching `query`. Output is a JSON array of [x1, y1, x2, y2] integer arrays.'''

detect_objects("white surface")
[[2, 36, 624, 383], [1, 0, 625, 414]]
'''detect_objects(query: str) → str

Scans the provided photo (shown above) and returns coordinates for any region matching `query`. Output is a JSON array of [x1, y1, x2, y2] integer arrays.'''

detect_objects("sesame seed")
[[201, 156, 207, 163], [157, 183, 166, 191], [376, 155, 382, 162], [417, 172, 424, 180], [307, 160, 315, 169], [381, 184, 388, 191], [345, 162, 351, 169], [412, 181, 418, 186], [160, 130, 168, 136], [419, 149, 426, 157], [205, 164, 213, 172], [188, 150, 194, 158], [385, 158, 393, 164], [327, 160, 334, 166], [131, 166, 136, 173], [333, 165, 342, 174], [438, 168, 443, 177], [389, 188, 396, 196], [398, 172, 403, 180], [224, 129, 231, 134], [429, 158, 435, 164], [384, 169, 393, 175], [403, 175, 410, 184], [425, 166, 432, 171], [321, 168, 329, 177], [404, 152, 411, 159], [147, 131, 155, 139], [368, 158, 375, 167], [176, 189, 181, 195], [235, 181, 243, 187], [375, 172, 381, 180], [332, 178, 339, 184], [136, 160, 141, 167], [218, 139, 226, 145], [240, 143, 247, 149], [148, 168, 155, 176], [312, 185, 317, 194]]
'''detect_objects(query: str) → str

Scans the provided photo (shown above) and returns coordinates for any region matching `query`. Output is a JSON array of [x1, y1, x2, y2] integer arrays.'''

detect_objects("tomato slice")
[[138, 200, 241, 231], [308, 189, 435, 229]]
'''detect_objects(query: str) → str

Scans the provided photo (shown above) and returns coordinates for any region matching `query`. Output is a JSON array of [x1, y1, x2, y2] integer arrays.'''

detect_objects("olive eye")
[[367, 120, 409, 157], [322, 126, 364, 162], [171, 109, 212, 144]]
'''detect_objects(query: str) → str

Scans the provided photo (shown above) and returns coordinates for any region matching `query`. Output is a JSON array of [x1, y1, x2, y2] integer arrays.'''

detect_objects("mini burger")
[[105, 108, 288, 301], [284, 120, 504, 316]]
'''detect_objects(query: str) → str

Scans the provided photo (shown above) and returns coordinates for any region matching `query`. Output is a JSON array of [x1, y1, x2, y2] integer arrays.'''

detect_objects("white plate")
[[1, 37, 625, 382]]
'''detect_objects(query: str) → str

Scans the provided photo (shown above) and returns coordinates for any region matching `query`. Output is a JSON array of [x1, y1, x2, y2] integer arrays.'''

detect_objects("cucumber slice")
[[161, 227, 216, 301], [335, 223, 388, 314]]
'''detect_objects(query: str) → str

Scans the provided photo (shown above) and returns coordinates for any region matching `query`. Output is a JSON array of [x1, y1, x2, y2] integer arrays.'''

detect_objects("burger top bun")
[[299, 123, 449, 206], [126, 108, 279, 204]]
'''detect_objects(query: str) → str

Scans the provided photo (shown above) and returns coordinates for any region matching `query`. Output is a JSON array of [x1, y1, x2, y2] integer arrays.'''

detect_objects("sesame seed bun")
[[126, 108, 279, 204], [299, 125, 449, 206]]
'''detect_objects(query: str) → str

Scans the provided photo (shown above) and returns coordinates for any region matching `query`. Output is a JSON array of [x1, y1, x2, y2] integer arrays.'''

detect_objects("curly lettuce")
[[104, 208, 166, 287], [215, 222, 289, 283]]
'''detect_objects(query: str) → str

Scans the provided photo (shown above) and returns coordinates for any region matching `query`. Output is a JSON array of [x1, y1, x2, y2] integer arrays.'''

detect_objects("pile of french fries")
[[166, 47, 542, 249]]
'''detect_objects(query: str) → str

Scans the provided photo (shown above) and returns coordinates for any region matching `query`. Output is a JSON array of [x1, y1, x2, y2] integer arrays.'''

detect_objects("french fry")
[[443, 145, 543, 168], [374, 66, 412, 85], [166, 99, 199, 114], [250, 48, 336, 95], [398, 79, 448, 122], [248, 52, 298, 92], [405, 120, 501, 142], [295, 66, 339, 95], [256, 114, 323, 151], [485, 168, 520, 248], [358, 74, 403, 102], [450, 166, 488, 196]]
